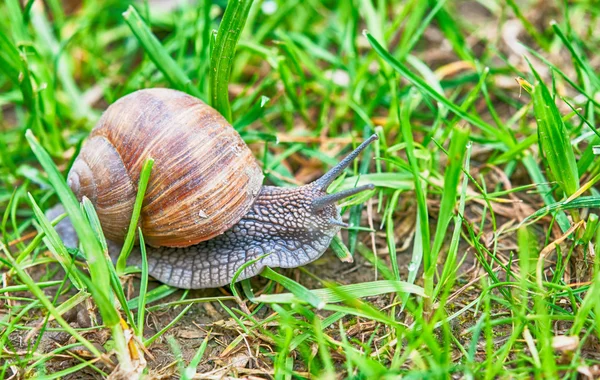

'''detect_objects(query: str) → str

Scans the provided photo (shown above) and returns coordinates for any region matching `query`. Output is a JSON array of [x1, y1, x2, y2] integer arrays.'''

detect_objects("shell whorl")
[[67, 88, 264, 247]]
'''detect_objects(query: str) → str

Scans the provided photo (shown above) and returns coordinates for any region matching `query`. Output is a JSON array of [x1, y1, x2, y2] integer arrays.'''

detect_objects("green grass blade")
[[330, 235, 353, 263], [26, 130, 110, 299], [434, 140, 471, 299], [520, 196, 600, 226], [399, 89, 430, 291], [30, 358, 105, 380], [80, 198, 136, 331], [314, 317, 335, 377], [81, 197, 108, 254], [527, 65, 580, 197], [521, 154, 571, 232], [386, 190, 402, 281], [551, 21, 600, 91], [505, 0, 550, 50], [365, 31, 512, 148], [136, 228, 149, 339], [261, 267, 325, 309], [117, 158, 154, 274], [253, 280, 425, 304], [26, 130, 134, 367], [77, 272, 120, 327], [123, 6, 203, 99], [431, 126, 470, 258], [127, 285, 178, 310], [209, 0, 254, 121], [428, 0, 474, 62], [1, 249, 103, 359], [182, 335, 209, 380], [28, 194, 84, 289], [144, 304, 193, 347]]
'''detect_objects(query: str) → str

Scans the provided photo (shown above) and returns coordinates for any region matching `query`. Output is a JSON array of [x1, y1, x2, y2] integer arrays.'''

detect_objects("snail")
[[49, 88, 377, 289]]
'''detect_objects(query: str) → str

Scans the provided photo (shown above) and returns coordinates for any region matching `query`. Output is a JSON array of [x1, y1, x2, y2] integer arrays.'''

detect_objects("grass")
[[2, 0, 600, 378]]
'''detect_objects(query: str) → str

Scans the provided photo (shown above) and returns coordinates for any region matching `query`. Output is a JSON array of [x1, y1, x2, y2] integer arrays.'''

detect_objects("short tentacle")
[[312, 184, 375, 211]]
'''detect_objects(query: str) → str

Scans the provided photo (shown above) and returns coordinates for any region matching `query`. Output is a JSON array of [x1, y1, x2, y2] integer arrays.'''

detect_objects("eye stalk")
[[312, 134, 379, 191], [312, 184, 375, 211], [329, 218, 349, 228], [310, 133, 378, 214]]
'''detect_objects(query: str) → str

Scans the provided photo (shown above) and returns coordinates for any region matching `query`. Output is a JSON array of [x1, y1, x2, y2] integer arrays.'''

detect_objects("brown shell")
[[67, 88, 264, 247]]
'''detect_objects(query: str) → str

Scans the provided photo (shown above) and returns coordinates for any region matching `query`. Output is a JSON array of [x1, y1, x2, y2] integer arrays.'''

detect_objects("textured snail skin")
[[49, 184, 343, 289]]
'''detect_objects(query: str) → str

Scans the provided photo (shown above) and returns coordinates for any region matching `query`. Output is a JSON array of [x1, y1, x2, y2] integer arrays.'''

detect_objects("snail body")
[[54, 88, 377, 289]]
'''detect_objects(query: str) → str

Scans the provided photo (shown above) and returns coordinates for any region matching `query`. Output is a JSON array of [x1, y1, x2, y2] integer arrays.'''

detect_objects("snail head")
[[254, 134, 378, 235]]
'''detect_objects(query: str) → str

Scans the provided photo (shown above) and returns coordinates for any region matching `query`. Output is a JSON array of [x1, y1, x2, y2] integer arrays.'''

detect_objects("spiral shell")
[[67, 88, 264, 247]]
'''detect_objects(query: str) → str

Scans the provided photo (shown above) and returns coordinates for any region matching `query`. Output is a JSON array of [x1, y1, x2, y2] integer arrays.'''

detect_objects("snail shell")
[[67, 88, 264, 247]]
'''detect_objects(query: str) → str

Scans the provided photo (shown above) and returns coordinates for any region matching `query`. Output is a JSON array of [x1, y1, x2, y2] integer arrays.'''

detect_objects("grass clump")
[[2, 0, 600, 378]]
